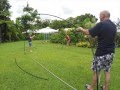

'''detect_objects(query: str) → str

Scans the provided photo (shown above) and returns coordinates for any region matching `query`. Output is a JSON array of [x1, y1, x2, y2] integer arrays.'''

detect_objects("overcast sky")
[[9, 0, 120, 22]]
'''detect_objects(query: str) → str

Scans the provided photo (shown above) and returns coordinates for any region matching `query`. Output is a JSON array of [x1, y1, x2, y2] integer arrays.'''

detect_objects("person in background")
[[65, 34, 71, 46], [28, 34, 35, 52], [76, 10, 117, 90]]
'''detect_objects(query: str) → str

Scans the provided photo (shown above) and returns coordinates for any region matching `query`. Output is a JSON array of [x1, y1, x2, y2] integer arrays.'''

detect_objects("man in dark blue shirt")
[[77, 10, 116, 90]]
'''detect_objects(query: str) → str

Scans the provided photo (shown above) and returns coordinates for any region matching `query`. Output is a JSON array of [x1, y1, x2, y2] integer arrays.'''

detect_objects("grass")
[[0, 40, 120, 90]]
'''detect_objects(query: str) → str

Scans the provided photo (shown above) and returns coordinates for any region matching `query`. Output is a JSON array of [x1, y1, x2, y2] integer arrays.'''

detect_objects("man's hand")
[[32, 35, 35, 38], [76, 27, 89, 35]]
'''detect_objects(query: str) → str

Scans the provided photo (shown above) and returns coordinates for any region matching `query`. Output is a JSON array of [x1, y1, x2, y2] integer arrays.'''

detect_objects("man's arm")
[[76, 27, 90, 35], [32, 35, 35, 38]]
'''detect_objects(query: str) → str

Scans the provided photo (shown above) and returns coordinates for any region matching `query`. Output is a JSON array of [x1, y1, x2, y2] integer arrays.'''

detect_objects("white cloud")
[[9, 0, 120, 21]]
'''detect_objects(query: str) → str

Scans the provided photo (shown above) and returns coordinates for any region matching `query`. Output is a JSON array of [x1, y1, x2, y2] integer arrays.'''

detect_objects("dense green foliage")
[[115, 32, 120, 47], [1, 1, 120, 48], [0, 0, 11, 20], [50, 29, 82, 44], [0, 0, 21, 42]]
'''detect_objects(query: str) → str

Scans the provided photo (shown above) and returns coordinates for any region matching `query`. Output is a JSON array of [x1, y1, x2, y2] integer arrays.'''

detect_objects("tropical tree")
[[74, 13, 97, 28], [0, 0, 11, 20], [50, 20, 63, 29], [0, 0, 15, 42], [6, 21, 21, 41], [115, 18, 120, 30], [17, 3, 41, 33], [41, 19, 50, 28]]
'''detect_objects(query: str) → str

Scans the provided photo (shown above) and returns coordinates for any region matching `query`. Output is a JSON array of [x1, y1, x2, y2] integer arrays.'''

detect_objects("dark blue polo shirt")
[[89, 20, 117, 56]]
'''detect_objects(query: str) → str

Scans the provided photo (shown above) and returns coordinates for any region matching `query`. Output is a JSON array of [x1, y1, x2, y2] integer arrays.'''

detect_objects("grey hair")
[[101, 10, 110, 18]]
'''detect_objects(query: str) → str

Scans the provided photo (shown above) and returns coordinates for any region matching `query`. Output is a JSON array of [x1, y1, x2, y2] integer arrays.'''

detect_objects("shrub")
[[34, 34, 44, 40], [50, 29, 66, 44], [76, 41, 91, 48], [115, 32, 120, 47]]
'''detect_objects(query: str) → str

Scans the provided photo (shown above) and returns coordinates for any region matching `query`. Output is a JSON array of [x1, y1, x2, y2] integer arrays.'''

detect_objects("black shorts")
[[91, 53, 114, 72]]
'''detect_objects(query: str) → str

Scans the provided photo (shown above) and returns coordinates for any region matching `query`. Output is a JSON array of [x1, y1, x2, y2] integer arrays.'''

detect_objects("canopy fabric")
[[117, 29, 120, 32], [35, 27, 58, 34]]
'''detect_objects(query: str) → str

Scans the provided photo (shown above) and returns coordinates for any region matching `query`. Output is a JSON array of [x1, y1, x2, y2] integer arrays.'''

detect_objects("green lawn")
[[0, 40, 120, 90]]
